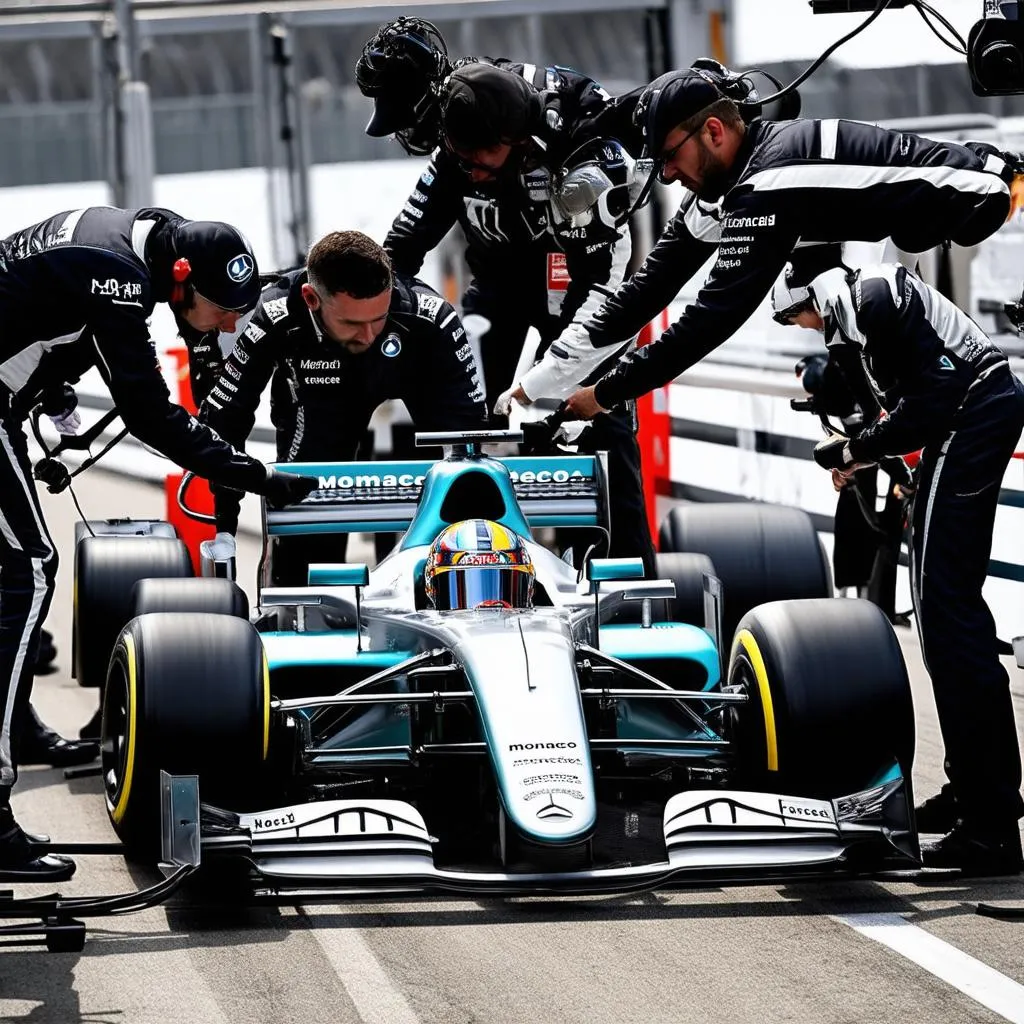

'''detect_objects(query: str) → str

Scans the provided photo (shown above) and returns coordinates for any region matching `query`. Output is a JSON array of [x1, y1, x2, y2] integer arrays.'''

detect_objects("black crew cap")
[[366, 93, 412, 137], [173, 220, 261, 312], [634, 69, 722, 157], [442, 62, 539, 151]]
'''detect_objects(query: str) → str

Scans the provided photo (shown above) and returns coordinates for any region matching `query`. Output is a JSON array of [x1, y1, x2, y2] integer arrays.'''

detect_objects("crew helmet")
[[425, 519, 535, 610], [552, 138, 642, 230], [355, 17, 451, 155]]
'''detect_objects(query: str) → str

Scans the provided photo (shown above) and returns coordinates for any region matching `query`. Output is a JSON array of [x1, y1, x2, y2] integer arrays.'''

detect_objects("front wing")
[[191, 779, 919, 896]]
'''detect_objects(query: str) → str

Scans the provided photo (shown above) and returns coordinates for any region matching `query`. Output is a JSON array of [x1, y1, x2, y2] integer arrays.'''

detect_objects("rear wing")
[[264, 454, 608, 538]]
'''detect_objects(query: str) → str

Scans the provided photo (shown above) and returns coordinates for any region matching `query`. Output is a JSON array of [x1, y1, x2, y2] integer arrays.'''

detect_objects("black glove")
[[34, 458, 71, 493], [261, 468, 320, 509], [39, 383, 78, 418], [812, 432, 856, 472]]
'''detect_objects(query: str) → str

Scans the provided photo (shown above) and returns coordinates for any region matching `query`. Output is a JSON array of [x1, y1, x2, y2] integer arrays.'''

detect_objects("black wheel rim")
[[102, 658, 131, 808]]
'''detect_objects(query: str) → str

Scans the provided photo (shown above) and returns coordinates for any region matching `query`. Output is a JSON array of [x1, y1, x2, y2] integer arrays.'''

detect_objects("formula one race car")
[[75, 430, 919, 896]]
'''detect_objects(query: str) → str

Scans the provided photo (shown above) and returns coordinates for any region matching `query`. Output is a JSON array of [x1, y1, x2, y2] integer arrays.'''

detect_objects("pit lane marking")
[[301, 910, 421, 1024], [834, 912, 1024, 1023]]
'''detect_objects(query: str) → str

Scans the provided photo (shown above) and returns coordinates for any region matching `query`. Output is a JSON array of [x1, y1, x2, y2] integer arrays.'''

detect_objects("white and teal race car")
[[74, 429, 920, 897]]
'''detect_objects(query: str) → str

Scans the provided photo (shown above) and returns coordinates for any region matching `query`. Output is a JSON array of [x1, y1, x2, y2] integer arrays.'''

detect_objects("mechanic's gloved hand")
[[553, 420, 589, 446], [813, 432, 876, 474], [261, 468, 320, 509], [48, 408, 81, 436], [40, 383, 81, 435], [813, 432, 854, 471], [199, 532, 237, 563], [494, 384, 531, 419], [33, 458, 71, 493]]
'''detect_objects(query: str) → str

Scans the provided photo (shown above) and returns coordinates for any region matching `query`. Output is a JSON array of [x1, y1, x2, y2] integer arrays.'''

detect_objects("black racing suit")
[[201, 269, 487, 583], [586, 117, 1014, 408], [825, 264, 1024, 829], [384, 62, 655, 573], [0, 207, 271, 804]]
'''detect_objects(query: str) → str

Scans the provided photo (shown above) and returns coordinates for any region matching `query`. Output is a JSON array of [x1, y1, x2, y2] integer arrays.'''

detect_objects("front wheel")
[[726, 598, 914, 799], [103, 612, 268, 857]]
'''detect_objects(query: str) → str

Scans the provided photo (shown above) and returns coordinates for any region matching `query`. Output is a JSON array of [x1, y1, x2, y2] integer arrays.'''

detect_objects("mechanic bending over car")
[[368, 48, 656, 573], [0, 207, 320, 882], [562, 68, 1023, 421], [200, 230, 487, 586], [772, 258, 1024, 876], [358, 17, 642, 418]]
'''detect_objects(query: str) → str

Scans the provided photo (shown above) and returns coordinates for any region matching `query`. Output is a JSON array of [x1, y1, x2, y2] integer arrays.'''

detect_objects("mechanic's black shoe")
[[921, 822, 1024, 877], [78, 706, 103, 742], [34, 628, 57, 676], [20, 705, 99, 767], [0, 808, 75, 882], [19, 732, 99, 768], [914, 785, 958, 835]]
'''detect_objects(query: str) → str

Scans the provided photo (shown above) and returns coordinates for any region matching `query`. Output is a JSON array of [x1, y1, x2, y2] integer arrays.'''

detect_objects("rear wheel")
[[74, 536, 193, 688], [130, 577, 249, 620], [659, 503, 832, 640], [654, 552, 716, 626], [726, 598, 914, 798], [102, 613, 268, 856]]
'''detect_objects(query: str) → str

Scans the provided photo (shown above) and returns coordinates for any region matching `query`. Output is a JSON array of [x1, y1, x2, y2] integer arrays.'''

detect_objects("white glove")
[[494, 385, 523, 419], [553, 421, 589, 446], [48, 409, 81, 436], [199, 531, 237, 563]]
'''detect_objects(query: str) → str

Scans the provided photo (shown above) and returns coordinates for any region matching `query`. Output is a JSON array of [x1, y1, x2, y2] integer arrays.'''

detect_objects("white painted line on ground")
[[834, 912, 1024, 1024], [302, 911, 422, 1024]]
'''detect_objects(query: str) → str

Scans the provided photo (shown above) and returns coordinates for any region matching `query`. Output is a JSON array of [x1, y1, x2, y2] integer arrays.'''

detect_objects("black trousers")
[[910, 368, 1024, 827], [0, 398, 58, 805]]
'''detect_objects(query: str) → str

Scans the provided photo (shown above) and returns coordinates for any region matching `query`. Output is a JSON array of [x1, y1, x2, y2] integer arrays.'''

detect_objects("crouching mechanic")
[[201, 230, 487, 585], [0, 207, 319, 881], [774, 260, 1024, 876]]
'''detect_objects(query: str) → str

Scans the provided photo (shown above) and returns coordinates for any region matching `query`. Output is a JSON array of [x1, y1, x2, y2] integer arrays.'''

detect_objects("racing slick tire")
[[130, 577, 249, 620], [654, 552, 717, 626], [102, 612, 267, 856], [659, 503, 832, 640], [74, 536, 193, 689], [727, 598, 914, 799]]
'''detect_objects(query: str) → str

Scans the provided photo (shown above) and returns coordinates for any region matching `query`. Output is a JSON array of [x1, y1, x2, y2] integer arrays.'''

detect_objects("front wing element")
[[195, 780, 918, 896]]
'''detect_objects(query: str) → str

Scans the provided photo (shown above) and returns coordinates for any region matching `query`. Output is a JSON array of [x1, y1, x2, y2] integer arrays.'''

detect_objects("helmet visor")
[[432, 567, 532, 610]]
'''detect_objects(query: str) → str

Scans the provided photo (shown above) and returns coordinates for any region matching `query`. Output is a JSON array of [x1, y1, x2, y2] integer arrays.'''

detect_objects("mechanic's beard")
[[694, 144, 731, 202]]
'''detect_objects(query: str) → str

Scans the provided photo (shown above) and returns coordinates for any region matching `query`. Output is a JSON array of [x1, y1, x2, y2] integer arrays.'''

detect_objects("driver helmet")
[[355, 17, 451, 155], [425, 519, 535, 610]]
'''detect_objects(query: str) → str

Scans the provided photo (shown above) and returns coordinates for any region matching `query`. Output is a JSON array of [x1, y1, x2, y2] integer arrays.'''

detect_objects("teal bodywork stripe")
[[261, 631, 413, 670], [600, 622, 720, 688]]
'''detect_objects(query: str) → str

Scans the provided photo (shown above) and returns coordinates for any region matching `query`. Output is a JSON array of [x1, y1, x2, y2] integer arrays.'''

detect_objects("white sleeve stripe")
[[440, 309, 457, 328], [819, 119, 839, 160], [746, 163, 1010, 197], [985, 152, 1007, 177]]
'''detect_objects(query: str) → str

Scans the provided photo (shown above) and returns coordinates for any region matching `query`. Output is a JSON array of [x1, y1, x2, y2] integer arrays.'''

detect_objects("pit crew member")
[[377, 58, 655, 572], [201, 230, 487, 585], [774, 259, 1024, 876], [563, 69, 1021, 420], [0, 207, 318, 881]]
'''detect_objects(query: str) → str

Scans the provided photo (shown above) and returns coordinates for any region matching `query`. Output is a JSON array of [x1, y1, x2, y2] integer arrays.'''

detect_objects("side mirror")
[[307, 563, 369, 651], [586, 557, 645, 591], [307, 563, 370, 587]]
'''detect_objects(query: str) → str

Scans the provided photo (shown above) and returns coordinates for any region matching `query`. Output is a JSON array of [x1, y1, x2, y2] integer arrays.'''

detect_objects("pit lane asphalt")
[[3, 470, 1022, 1024]]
